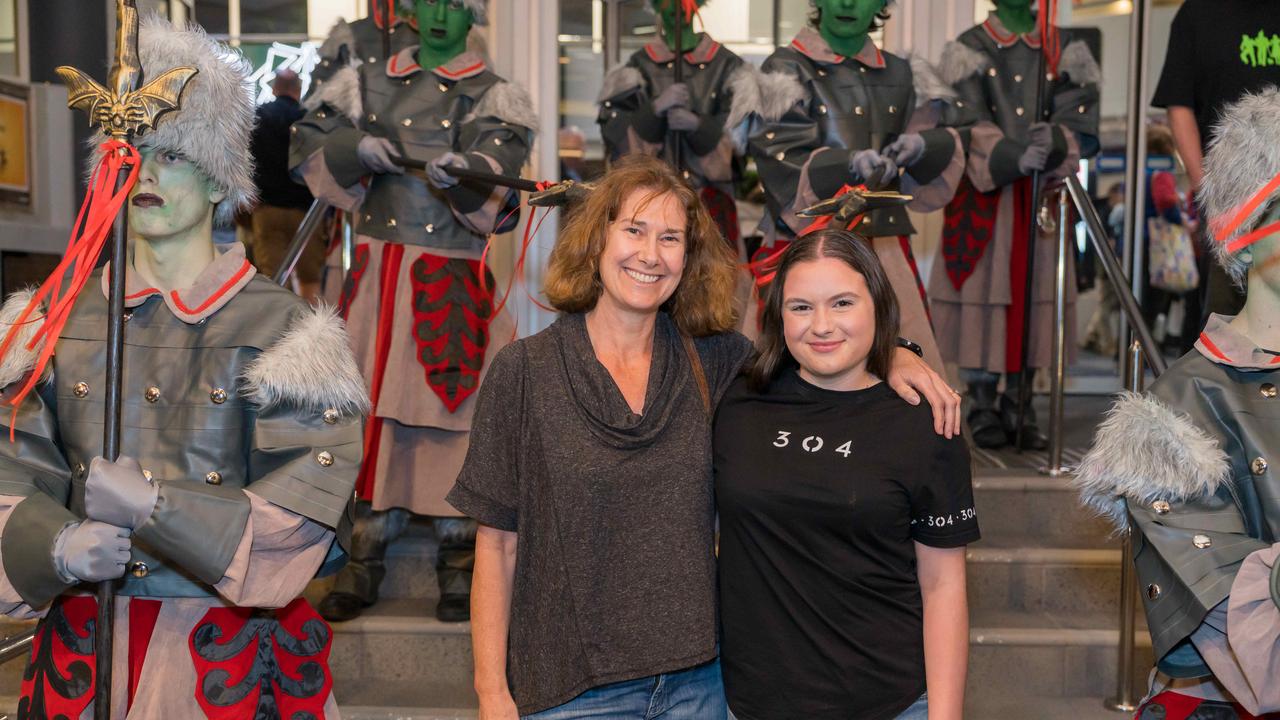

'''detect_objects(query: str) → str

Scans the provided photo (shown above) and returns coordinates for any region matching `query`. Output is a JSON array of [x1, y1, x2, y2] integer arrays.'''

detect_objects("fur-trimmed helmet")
[[136, 14, 256, 226], [396, 0, 488, 26], [1200, 86, 1280, 285]]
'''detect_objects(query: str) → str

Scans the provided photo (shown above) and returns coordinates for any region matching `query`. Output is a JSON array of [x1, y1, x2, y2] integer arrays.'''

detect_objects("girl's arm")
[[916, 542, 969, 720], [473, 524, 520, 720]]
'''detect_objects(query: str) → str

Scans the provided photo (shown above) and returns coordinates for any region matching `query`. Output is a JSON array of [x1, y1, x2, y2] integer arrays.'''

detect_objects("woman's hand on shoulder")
[[886, 347, 961, 439], [478, 691, 520, 720]]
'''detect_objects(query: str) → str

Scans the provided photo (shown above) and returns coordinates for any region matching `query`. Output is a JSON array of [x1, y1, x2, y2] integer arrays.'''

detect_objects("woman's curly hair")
[[544, 155, 740, 337]]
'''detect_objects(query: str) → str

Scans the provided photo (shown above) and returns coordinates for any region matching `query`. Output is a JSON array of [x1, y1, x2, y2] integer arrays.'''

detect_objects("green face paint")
[[993, 0, 1036, 34], [813, 0, 887, 57], [650, 0, 702, 52], [416, 0, 472, 69], [128, 144, 220, 243]]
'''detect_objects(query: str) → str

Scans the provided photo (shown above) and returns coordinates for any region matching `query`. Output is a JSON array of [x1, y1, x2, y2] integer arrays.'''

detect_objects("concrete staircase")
[[966, 470, 1150, 719], [0, 467, 1147, 719]]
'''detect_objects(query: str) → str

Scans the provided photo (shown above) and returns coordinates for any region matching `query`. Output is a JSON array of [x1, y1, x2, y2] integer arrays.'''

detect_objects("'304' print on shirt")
[[773, 430, 854, 458]]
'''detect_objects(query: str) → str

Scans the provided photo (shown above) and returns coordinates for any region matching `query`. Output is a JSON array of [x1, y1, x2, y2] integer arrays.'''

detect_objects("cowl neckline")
[[552, 311, 692, 449]]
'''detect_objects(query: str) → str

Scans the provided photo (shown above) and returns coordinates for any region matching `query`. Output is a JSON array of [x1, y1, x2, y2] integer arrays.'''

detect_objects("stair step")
[[341, 707, 477, 720], [973, 471, 1115, 548], [967, 546, 1128, 615]]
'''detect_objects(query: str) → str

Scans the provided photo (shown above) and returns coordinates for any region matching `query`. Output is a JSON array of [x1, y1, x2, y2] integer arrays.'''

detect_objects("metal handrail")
[[0, 627, 33, 665], [1063, 174, 1167, 377]]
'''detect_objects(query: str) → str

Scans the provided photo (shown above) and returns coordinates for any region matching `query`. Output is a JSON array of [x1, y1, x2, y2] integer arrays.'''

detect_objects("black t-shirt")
[[251, 96, 314, 210], [1152, 0, 1280, 151], [714, 370, 979, 720]]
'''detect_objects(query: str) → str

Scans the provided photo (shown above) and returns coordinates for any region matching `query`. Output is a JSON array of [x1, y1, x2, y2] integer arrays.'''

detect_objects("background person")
[[1152, 0, 1280, 323], [446, 156, 960, 720], [247, 69, 321, 302], [716, 229, 976, 720]]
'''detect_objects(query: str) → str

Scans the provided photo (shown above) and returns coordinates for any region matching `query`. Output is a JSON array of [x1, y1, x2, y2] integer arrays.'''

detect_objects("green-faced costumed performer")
[[0, 15, 366, 718], [291, 0, 536, 624]]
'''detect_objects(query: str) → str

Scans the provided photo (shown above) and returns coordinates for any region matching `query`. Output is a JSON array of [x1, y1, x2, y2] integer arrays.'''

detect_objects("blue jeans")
[[521, 658, 727, 720], [726, 692, 926, 720]]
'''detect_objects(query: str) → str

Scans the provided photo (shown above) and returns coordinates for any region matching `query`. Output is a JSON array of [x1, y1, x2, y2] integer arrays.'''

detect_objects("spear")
[[55, 2, 196, 715], [274, 163, 592, 286]]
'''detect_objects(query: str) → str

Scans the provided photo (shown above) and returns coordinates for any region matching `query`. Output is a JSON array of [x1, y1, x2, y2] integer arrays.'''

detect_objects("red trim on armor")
[[436, 60, 486, 79], [982, 17, 1042, 48], [126, 287, 159, 300], [356, 242, 405, 501], [168, 259, 253, 316], [791, 38, 847, 64], [1004, 178, 1032, 373], [128, 598, 162, 711], [1199, 331, 1234, 364]]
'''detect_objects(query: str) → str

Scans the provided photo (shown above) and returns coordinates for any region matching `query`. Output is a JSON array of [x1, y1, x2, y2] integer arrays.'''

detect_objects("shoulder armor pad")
[[908, 53, 958, 107], [1059, 40, 1101, 86], [474, 80, 539, 132], [241, 304, 370, 417], [755, 68, 809, 123], [1073, 391, 1230, 530], [939, 40, 990, 86], [725, 64, 762, 130], [318, 18, 354, 61], [597, 65, 644, 104], [0, 289, 45, 389], [304, 64, 363, 124]]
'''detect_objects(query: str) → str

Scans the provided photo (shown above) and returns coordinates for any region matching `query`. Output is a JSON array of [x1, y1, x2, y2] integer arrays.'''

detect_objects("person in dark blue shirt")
[[247, 69, 320, 302]]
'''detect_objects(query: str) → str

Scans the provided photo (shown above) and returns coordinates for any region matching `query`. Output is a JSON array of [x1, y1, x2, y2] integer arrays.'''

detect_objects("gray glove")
[[666, 108, 700, 132], [54, 521, 131, 583], [84, 455, 158, 531], [883, 133, 926, 168], [653, 83, 690, 115], [356, 135, 404, 175], [426, 152, 466, 189], [1027, 121, 1055, 150], [849, 149, 898, 189], [1018, 143, 1050, 175]]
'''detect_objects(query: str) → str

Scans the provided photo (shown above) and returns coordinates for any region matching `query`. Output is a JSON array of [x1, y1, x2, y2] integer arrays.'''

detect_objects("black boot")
[[1000, 373, 1048, 451], [434, 517, 476, 623], [966, 376, 1007, 449], [319, 505, 409, 623]]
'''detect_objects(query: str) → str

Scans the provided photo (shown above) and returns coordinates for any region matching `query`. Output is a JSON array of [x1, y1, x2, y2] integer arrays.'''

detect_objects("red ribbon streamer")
[[1039, 0, 1063, 76], [746, 184, 869, 287], [0, 140, 140, 439]]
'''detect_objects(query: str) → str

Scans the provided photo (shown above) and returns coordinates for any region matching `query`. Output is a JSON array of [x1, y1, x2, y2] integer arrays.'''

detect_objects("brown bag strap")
[[681, 332, 711, 417]]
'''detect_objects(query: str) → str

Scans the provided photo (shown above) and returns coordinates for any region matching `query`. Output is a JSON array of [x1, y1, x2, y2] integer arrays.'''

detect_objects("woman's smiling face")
[[595, 188, 688, 319], [782, 256, 878, 391]]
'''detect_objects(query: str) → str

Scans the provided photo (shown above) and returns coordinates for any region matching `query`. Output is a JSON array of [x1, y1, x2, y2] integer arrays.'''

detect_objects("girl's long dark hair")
[[749, 229, 900, 391]]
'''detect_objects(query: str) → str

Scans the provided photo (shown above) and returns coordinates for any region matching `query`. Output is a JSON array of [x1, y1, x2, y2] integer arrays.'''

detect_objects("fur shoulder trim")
[[909, 53, 957, 107], [725, 64, 761, 131], [1073, 392, 1230, 530], [304, 64, 363, 124], [755, 69, 809, 123], [1059, 39, 1101, 86], [241, 304, 370, 416], [0, 289, 45, 389], [939, 40, 989, 86], [474, 80, 538, 131], [318, 18, 354, 60], [597, 65, 644, 104]]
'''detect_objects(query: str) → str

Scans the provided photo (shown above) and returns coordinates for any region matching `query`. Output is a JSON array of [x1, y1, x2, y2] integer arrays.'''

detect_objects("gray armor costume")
[[290, 5, 535, 621], [746, 27, 966, 369], [0, 246, 367, 719], [1076, 87, 1280, 716], [597, 34, 754, 250], [928, 14, 1100, 449]]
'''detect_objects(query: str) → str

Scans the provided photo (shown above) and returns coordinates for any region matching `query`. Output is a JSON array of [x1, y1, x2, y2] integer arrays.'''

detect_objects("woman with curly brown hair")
[[447, 155, 959, 720]]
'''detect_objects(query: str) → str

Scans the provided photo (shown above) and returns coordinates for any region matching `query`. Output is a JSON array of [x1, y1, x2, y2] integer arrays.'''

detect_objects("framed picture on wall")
[[0, 80, 30, 206]]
